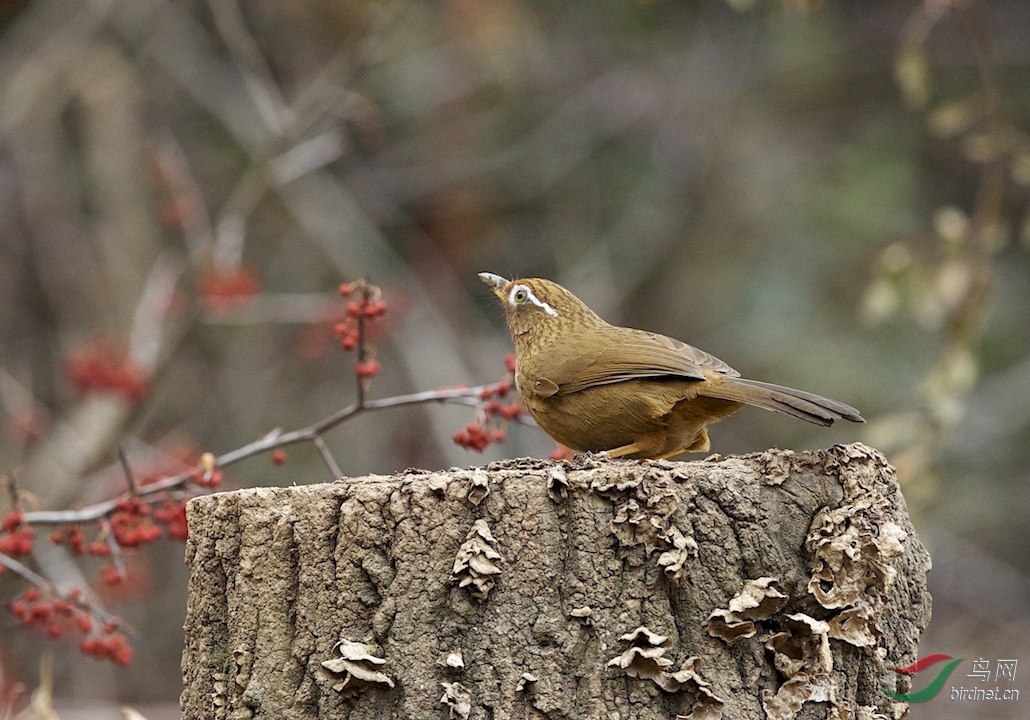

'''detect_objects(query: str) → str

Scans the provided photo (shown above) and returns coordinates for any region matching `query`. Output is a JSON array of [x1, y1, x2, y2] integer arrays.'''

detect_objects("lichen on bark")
[[181, 443, 931, 720]]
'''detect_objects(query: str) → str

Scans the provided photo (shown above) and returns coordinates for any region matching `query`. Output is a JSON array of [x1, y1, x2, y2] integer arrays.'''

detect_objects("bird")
[[480, 272, 864, 460]]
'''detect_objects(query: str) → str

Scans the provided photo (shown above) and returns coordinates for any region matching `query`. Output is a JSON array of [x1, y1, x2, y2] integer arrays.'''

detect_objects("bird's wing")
[[545, 328, 739, 394]]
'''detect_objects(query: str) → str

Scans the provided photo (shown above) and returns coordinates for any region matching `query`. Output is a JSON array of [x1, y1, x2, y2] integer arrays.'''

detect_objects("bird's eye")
[[507, 284, 558, 316]]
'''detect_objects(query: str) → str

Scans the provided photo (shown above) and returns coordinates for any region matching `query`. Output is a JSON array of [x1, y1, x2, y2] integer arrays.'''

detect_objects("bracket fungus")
[[452, 518, 503, 601], [465, 469, 490, 506], [515, 672, 538, 692], [569, 605, 593, 626], [804, 447, 910, 648], [319, 639, 395, 697], [606, 626, 675, 686], [761, 613, 841, 720], [707, 577, 788, 642], [547, 466, 569, 500], [437, 648, 465, 671], [439, 681, 472, 720], [656, 525, 698, 579], [608, 626, 724, 709], [662, 656, 724, 719]]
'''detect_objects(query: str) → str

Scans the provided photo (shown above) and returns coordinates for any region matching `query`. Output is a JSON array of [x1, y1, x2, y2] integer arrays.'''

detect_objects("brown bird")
[[480, 272, 863, 460]]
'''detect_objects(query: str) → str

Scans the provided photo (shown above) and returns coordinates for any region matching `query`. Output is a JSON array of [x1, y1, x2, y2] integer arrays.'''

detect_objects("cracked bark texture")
[[181, 443, 931, 720]]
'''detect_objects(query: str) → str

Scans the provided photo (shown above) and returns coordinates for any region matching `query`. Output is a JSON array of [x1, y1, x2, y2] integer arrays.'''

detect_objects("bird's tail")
[[701, 377, 864, 427]]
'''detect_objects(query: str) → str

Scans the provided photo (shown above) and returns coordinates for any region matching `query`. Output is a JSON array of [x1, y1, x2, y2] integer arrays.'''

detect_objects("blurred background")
[[0, 0, 1028, 717]]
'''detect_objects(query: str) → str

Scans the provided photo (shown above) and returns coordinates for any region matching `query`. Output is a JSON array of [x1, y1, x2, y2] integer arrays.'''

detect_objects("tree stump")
[[180, 443, 930, 720]]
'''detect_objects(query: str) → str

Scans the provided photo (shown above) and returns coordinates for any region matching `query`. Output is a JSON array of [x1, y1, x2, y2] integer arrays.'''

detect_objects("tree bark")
[[180, 443, 931, 720]]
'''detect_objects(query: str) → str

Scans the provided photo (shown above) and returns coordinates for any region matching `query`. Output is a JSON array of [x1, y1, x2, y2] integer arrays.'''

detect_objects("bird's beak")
[[478, 272, 508, 301]]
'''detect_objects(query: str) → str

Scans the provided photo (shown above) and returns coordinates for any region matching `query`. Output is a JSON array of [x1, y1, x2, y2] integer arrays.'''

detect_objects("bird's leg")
[[604, 431, 667, 459], [686, 427, 710, 453], [652, 428, 711, 460], [603, 443, 645, 459]]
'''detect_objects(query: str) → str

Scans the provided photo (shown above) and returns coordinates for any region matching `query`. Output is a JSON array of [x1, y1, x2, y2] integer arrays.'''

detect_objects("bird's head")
[[479, 272, 603, 342]]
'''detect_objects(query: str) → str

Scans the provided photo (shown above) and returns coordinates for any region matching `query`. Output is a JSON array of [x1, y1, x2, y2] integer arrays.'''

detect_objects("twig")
[[101, 519, 127, 581], [118, 448, 139, 497], [18, 383, 533, 526], [312, 436, 343, 480], [0, 552, 48, 588], [355, 282, 371, 408], [0, 552, 123, 628]]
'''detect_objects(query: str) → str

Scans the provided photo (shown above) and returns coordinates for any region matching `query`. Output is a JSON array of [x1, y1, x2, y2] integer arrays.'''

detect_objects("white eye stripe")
[[508, 284, 558, 317]]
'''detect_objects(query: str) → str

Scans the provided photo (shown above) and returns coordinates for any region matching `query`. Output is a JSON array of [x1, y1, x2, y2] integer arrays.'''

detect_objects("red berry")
[[30, 603, 53, 623], [76, 613, 93, 634], [1, 512, 21, 532], [364, 300, 388, 318], [15, 531, 33, 555], [101, 565, 122, 586], [198, 267, 261, 312], [271, 450, 287, 465], [355, 359, 381, 378], [107, 634, 133, 666]]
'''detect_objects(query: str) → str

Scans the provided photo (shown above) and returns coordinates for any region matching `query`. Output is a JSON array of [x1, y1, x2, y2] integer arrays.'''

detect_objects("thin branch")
[[18, 383, 534, 526], [101, 519, 127, 581], [0, 552, 49, 587], [206, 0, 290, 133], [311, 435, 343, 480], [0, 552, 123, 628], [355, 283, 370, 408], [117, 448, 139, 497], [149, 131, 216, 268]]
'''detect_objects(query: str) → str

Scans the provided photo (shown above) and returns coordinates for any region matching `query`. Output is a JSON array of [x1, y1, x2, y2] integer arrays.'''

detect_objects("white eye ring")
[[508, 285, 558, 317]]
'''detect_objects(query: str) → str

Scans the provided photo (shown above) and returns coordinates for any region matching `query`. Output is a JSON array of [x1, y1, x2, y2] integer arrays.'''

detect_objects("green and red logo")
[[881, 654, 964, 702]]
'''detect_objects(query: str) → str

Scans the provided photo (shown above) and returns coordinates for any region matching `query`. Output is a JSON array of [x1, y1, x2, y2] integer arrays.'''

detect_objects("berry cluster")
[[453, 354, 523, 452], [4, 486, 193, 665], [154, 499, 188, 541], [80, 629, 134, 666], [48, 525, 86, 554], [109, 498, 162, 548], [66, 340, 149, 402], [334, 280, 388, 380], [9, 587, 132, 665], [198, 266, 261, 313], [46, 496, 190, 559], [0, 512, 33, 557]]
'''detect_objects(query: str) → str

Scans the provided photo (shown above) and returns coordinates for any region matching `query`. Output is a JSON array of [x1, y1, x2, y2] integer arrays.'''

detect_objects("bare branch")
[[18, 383, 534, 526], [117, 448, 139, 497], [311, 436, 343, 480]]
